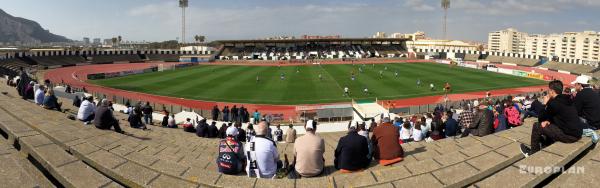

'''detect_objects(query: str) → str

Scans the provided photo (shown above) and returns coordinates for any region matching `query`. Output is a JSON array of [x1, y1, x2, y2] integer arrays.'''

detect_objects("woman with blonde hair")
[[43, 89, 62, 111]]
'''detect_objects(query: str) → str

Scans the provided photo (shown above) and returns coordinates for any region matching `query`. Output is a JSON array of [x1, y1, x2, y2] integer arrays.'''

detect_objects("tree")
[[111, 37, 117, 45], [117, 36, 122, 43], [441, 0, 450, 39], [194, 35, 205, 43]]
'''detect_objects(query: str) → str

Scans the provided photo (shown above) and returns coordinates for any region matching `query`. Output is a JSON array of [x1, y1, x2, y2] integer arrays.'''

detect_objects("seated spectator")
[[246, 123, 256, 141], [357, 123, 373, 159], [141, 102, 153, 125], [461, 104, 493, 137], [93, 99, 123, 134], [429, 115, 445, 140], [218, 123, 229, 139], [167, 114, 177, 128], [285, 124, 296, 143], [161, 112, 170, 127], [334, 125, 369, 173], [72, 95, 81, 108], [196, 119, 209, 137], [504, 101, 522, 127], [246, 121, 281, 178], [521, 80, 585, 157], [34, 85, 45, 105], [572, 75, 600, 129], [399, 121, 412, 143], [290, 120, 325, 178], [42, 89, 61, 111], [274, 124, 283, 142], [182, 118, 195, 132], [522, 95, 543, 120], [217, 126, 246, 175], [128, 110, 146, 129], [122, 101, 132, 114], [208, 121, 219, 138], [371, 116, 404, 165], [494, 106, 508, 132], [235, 122, 247, 142], [412, 122, 423, 142], [23, 81, 34, 100], [77, 96, 96, 125], [444, 111, 458, 137]]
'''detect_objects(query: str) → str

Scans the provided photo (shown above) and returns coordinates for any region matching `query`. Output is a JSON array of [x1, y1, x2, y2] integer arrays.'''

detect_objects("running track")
[[44, 60, 576, 120]]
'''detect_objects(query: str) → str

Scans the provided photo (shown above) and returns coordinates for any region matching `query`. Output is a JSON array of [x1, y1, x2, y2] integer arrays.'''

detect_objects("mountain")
[[0, 9, 71, 44]]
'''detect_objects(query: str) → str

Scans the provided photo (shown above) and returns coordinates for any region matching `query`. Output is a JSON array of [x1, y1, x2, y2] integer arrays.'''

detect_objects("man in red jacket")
[[371, 115, 404, 166]]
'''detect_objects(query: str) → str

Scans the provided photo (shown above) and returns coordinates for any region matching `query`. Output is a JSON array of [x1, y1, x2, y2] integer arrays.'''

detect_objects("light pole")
[[179, 0, 189, 45], [441, 0, 450, 40]]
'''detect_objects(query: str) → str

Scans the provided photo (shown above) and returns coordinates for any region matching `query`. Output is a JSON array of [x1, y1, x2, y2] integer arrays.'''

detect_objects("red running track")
[[44, 60, 564, 120]]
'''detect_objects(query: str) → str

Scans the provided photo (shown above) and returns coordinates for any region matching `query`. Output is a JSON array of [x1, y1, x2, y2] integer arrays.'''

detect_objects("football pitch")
[[91, 62, 547, 105]]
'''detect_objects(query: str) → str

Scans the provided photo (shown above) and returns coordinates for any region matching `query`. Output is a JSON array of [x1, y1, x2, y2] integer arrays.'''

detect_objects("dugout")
[[313, 104, 354, 122]]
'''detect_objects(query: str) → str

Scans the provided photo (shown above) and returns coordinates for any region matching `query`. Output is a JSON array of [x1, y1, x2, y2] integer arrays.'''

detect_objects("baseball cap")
[[305, 120, 315, 130], [226, 126, 238, 137], [571, 75, 590, 85]]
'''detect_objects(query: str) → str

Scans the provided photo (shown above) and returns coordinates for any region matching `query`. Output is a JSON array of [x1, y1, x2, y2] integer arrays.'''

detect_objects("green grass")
[[91, 62, 546, 105]]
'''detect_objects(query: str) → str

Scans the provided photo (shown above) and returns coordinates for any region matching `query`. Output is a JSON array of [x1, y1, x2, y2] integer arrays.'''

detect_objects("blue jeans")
[[144, 114, 152, 124]]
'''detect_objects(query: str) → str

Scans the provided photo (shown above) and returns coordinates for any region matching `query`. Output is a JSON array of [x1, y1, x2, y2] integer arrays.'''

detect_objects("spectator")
[[371, 115, 404, 166], [458, 105, 474, 131], [212, 105, 220, 121], [141, 102, 153, 125], [246, 123, 256, 142], [196, 119, 209, 137], [23, 81, 35, 100], [334, 125, 369, 172], [208, 121, 219, 138], [218, 123, 229, 139], [128, 110, 146, 129], [161, 112, 170, 127], [253, 110, 261, 124], [522, 95, 544, 120], [461, 104, 494, 137], [235, 122, 247, 142], [123, 101, 132, 114], [180, 118, 194, 132], [429, 115, 445, 140], [399, 121, 412, 143], [93, 99, 123, 134], [246, 121, 281, 178], [274, 124, 283, 142], [572, 76, 600, 129], [412, 122, 424, 142], [520, 80, 585, 157], [222, 106, 229, 122], [217, 126, 246, 175], [167, 114, 177, 128], [231, 105, 238, 122], [286, 124, 297, 143], [72, 95, 81, 108], [290, 120, 325, 178], [42, 89, 61, 111], [77, 96, 96, 125], [504, 101, 522, 127], [493, 106, 508, 132], [34, 85, 45, 105], [265, 122, 273, 140], [444, 111, 459, 137], [357, 123, 373, 159]]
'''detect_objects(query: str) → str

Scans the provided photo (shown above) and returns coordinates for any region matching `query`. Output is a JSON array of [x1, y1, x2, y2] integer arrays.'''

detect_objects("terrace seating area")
[[87, 55, 143, 64], [146, 54, 181, 62], [540, 61, 598, 74], [485, 55, 540, 66], [30, 55, 87, 67], [1, 79, 598, 187], [218, 45, 408, 60], [0, 58, 31, 77], [464, 54, 480, 61]]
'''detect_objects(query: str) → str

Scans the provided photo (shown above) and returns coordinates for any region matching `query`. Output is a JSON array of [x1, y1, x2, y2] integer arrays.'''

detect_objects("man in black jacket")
[[521, 80, 584, 157], [334, 127, 370, 171], [208, 121, 219, 138], [572, 76, 600, 129], [196, 119, 208, 138], [94, 99, 124, 134], [212, 105, 219, 121]]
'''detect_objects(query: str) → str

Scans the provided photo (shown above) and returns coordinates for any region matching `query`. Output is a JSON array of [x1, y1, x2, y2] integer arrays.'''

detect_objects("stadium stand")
[[485, 55, 540, 66], [540, 61, 596, 74], [146, 54, 181, 62], [0, 58, 31, 77], [86, 55, 143, 64], [1, 77, 598, 187], [30, 55, 87, 67], [464, 54, 480, 61]]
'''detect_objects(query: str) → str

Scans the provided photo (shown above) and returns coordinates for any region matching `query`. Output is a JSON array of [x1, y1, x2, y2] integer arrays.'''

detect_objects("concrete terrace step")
[[473, 136, 594, 187], [0, 137, 55, 188], [546, 139, 600, 188]]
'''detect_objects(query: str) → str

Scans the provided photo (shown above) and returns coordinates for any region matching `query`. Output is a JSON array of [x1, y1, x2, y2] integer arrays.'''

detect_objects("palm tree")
[[441, 0, 450, 39]]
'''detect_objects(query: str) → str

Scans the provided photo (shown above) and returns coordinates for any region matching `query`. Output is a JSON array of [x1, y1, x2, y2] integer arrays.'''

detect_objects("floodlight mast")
[[179, 0, 189, 44]]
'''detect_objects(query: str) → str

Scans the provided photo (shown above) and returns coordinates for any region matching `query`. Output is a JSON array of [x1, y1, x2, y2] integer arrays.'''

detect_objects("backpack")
[[505, 107, 521, 126], [217, 140, 242, 175]]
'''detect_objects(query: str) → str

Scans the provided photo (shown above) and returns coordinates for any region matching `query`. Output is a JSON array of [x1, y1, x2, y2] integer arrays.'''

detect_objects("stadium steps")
[[0, 134, 56, 188], [0, 104, 122, 188], [546, 143, 600, 187]]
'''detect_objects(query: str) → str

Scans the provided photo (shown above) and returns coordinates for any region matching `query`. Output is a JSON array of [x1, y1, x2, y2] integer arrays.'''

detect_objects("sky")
[[1, 0, 600, 43]]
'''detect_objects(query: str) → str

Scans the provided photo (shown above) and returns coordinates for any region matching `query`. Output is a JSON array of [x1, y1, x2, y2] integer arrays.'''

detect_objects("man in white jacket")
[[77, 96, 96, 125]]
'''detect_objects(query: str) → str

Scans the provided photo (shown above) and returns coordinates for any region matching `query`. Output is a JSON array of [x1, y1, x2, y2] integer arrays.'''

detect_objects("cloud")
[[404, 0, 435, 11]]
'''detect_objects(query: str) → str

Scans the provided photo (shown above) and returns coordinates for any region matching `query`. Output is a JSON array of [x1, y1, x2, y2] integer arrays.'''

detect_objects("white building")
[[489, 28, 600, 63], [487, 28, 527, 53]]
